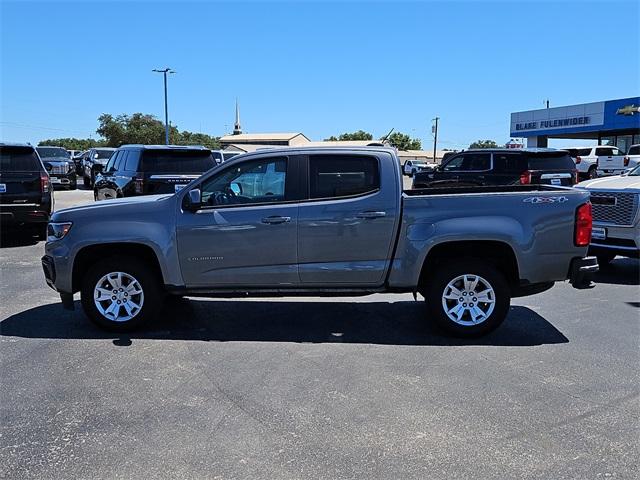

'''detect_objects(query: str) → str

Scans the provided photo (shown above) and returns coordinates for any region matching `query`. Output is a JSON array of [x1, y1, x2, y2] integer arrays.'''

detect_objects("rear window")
[[565, 148, 591, 157], [628, 146, 640, 155], [527, 153, 576, 170], [96, 149, 115, 159], [141, 149, 216, 173], [0, 147, 41, 172]]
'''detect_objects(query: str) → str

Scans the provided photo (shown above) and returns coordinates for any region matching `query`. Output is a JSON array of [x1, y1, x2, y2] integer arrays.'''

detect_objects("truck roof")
[[118, 144, 209, 150]]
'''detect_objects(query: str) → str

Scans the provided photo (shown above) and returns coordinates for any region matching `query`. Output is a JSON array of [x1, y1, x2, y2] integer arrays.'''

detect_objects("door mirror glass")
[[188, 188, 202, 207], [229, 182, 242, 195], [94, 153, 99, 159]]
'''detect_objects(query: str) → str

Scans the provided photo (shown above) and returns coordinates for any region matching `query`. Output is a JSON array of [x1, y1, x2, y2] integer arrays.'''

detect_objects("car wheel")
[[81, 257, 163, 331], [588, 166, 597, 179], [424, 260, 510, 337]]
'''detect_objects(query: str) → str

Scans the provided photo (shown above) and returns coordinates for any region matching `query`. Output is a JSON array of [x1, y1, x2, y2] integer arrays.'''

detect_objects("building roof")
[[219, 133, 310, 143]]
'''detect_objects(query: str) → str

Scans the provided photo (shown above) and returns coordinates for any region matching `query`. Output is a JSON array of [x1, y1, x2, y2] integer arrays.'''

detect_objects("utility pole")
[[152, 68, 175, 144], [432, 117, 439, 163]]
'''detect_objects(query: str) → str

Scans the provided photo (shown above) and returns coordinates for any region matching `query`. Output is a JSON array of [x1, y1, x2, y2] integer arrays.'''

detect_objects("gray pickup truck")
[[42, 147, 597, 336]]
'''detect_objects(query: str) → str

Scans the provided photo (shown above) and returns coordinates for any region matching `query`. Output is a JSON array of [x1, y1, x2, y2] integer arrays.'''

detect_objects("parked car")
[[82, 147, 116, 187], [43, 147, 596, 337], [70, 150, 87, 175], [624, 144, 640, 171], [211, 150, 240, 165], [1, 142, 53, 238], [35, 146, 77, 189], [413, 148, 577, 189], [94, 145, 217, 201], [402, 159, 433, 176], [565, 145, 627, 179], [576, 164, 640, 265]]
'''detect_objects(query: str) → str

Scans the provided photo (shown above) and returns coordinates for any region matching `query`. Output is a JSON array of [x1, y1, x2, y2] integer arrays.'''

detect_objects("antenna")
[[380, 127, 395, 143]]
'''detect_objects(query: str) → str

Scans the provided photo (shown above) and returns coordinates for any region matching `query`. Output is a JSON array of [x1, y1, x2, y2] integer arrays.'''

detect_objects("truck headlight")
[[47, 222, 73, 241]]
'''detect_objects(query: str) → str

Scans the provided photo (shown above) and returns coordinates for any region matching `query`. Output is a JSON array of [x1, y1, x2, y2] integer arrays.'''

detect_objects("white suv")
[[566, 146, 626, 179]]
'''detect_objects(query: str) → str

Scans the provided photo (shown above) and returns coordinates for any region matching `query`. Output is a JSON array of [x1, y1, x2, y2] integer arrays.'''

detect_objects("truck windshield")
[[141, 150, 216, 173], [36, 147, 69, 158], [0, 146, 41, 172]]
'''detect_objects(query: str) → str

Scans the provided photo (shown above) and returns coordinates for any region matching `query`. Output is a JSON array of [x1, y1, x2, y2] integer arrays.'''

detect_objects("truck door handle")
[[261, 216, 291, 224], [356, 211, 386, 219]]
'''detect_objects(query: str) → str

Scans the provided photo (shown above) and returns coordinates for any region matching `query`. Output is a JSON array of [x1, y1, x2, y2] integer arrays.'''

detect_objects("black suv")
[[35, 146, 77, 189], [413, 148, 578, 189], [0, 143, 54, 238], [82, 147, 116, 187], [94, 145, 217, 200]]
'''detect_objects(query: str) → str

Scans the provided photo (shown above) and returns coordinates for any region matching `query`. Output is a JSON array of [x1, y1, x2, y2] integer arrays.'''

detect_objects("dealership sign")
[[515, 116, 591, 131], [510, 101, 605, 135]]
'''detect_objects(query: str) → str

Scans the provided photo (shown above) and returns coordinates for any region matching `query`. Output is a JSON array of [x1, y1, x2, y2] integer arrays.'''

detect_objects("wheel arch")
[[418, 240, 520, 292], [72, 243, 165, 294]]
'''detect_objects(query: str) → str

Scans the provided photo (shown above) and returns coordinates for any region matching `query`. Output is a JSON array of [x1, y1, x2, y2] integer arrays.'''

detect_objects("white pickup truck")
[[567, 146, 627, 179]]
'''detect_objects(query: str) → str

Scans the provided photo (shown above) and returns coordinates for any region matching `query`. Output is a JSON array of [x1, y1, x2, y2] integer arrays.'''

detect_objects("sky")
[[1, 0, 638, 149]]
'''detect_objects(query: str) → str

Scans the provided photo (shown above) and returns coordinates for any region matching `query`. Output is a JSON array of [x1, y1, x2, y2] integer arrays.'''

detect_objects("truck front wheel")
[[424, 260, 510, 337], [80, 257, 163, 331]]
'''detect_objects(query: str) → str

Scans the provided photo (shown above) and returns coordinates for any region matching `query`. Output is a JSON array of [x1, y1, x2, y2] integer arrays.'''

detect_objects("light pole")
[[432, 117, 439, 164], [152, 68, 175, 144]]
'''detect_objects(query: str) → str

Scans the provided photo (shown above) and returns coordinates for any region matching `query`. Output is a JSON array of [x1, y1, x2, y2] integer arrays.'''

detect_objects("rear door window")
[[0, 147, 40, 172], [527, 153, 575, 170], [493, 153, 526, 172], [595, 147, 613, 156], [628, 146, 640, 155], [124, 151, 140, 171], [141, 150, 216, 173], [308, 155, 379, 199]]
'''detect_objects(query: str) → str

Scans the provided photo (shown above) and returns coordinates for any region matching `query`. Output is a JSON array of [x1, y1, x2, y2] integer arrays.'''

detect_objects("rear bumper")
[[0, 205, 51, 225], [569, 256, 599, 288], [49, 172, 76, 186]]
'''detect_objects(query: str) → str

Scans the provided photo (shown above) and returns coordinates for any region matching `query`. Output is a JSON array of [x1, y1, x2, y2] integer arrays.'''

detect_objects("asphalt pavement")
[[1, 187, 638, 479]]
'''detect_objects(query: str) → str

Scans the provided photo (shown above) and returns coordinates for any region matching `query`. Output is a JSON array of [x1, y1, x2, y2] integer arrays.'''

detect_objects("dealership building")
[[510, 96, 640, 152]]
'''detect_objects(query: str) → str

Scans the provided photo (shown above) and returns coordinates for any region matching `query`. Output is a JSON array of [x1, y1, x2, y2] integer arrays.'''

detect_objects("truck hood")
[[576, 175, 640, 192], [51, 194, 174, 221]]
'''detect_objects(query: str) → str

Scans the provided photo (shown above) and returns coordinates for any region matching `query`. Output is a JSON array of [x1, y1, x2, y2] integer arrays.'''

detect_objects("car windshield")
[[36, 147, 69, 159], [96, 149, 115, 159], [0, 146, 41, 171], [628, 165, 640, 176]]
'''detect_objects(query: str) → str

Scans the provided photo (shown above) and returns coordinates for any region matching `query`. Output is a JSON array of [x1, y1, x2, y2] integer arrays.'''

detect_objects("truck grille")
[[590, 191, 639, 226], [50, 164, 69, 174]]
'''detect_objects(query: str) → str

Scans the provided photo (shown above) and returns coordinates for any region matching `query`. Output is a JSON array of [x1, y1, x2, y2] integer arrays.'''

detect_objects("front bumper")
[[42, 254, 74, 309], [568, 256, 599, 288]]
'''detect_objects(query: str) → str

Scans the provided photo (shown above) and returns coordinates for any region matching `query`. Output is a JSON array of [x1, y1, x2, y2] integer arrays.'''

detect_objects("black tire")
[[424, 260, 511, 337], [34, 224, 47, 241], [83, 175, 90, 188], [80, 257, 163, 332], [588, 166, 597, 179]]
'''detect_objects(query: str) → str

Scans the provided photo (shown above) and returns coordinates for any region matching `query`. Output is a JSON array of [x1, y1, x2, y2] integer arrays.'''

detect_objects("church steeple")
[[233, 99, 242, 135]]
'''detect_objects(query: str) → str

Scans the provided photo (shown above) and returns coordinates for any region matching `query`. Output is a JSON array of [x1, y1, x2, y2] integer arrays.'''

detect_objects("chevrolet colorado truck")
[[42, 147, 597, 337]]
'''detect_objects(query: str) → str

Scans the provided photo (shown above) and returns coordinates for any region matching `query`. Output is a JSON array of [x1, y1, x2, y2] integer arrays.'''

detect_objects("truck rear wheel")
[[80, 257, 163, 332], [424, 260, 510, 337]]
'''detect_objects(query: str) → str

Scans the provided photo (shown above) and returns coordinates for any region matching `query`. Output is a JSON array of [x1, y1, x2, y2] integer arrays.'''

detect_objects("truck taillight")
[[134, 177, 144, 194], [40, 174, 49, 193], [519, 171, 532, 185], [624, 156, 630, 167], [575, 156, 582, 164], [574, 202, 592, 247]]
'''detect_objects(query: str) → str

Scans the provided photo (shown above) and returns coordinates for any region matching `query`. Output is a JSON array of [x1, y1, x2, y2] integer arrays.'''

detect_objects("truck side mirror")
[[184, 188, 202, 212]]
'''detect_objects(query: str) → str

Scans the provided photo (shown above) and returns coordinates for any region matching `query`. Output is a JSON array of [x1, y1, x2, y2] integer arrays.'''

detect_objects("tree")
[[37, 138, 105, 150], [324, 130, 373, 141], [178, 131, 221, 150], [469, 140, 499, 149], [97, 113, 173, 146], [385, 132, 422, 151]]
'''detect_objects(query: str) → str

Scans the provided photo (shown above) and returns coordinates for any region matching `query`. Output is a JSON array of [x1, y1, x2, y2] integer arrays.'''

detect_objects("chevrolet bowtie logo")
[[616, 104, 640, 116]]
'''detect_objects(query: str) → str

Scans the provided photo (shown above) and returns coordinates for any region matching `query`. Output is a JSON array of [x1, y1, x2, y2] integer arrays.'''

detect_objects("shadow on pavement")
[[593, 257, 639, 286], [0, 230, 41, 248], [1, 299, 568, 347]]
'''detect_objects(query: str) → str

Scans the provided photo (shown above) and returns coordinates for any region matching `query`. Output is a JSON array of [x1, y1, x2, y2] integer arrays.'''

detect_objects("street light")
[[152, 68, 175, 145]]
